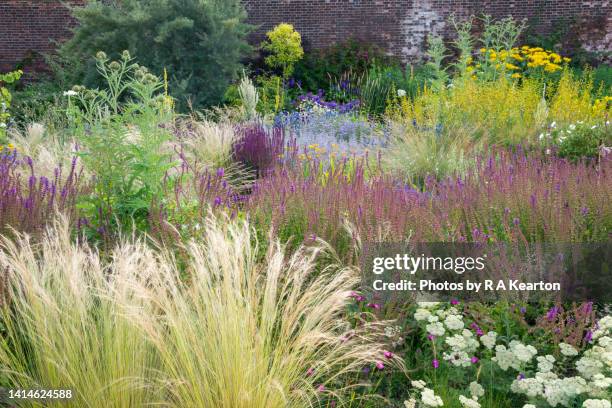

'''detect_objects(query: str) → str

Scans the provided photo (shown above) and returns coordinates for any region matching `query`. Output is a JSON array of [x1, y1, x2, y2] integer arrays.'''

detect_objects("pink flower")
[[432, 359, 439, 369], [367, 303, 381, 310], [384, 351, 394, 359], [427, 334, 435, 341], [375, 361, 384, 370], [306, 367, 314, 377], [451, 299, 459, 305], [317, 384, 325, 392], [471, 356, 479, 364]]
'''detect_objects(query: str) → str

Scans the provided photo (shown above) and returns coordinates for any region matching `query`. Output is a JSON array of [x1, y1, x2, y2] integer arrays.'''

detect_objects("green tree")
[[55, 0, 251, 110], [261, 23, 304, 79]]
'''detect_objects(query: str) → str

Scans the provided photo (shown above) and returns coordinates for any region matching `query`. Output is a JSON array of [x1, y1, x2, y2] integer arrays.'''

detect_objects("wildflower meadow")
[[0, 4, 610, 408]]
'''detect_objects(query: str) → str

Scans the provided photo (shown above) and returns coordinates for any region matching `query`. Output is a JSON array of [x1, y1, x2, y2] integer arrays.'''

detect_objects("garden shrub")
[[0, 70, 23, 143], [292, 39, 391, 94], [56, 0, 251, 110], [260, 23, 304, 79], [65, 52, 175, 238]]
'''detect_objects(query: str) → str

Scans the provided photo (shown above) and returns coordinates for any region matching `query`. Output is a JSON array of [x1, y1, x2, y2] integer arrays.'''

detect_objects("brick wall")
[[0, 0, 84, 73], [1, 0, 610, 74], [243, 0, 611, 61]]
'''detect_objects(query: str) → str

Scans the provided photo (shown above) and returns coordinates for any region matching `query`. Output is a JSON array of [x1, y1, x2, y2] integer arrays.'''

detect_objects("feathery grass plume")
[[175, 119, 239, 169], [131, 213, 402, 407], [0, 214, 401, 407], [0, 218, 162, 407]]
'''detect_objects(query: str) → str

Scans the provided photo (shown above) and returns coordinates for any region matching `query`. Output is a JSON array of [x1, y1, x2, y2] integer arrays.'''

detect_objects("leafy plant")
[[261, 23, 304, 79], [66, 52, 175, 237], [56, 0, 251, 110], [0, 70, 23, 143]]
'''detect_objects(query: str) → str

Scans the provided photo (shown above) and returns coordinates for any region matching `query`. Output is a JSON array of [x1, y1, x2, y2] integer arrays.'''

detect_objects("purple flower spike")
[[432, 359, 439, 369]]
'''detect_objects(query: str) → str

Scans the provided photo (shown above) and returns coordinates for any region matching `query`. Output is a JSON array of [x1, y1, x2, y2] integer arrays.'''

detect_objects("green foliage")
[[292, 39, 391, 93], [0, 69, 23, 142], [56, 0, 251, 110], [67, 52, 175, 237], [261, 23, 304, 79], [425, 36, 450, 92], [554, 122, 611, 161]]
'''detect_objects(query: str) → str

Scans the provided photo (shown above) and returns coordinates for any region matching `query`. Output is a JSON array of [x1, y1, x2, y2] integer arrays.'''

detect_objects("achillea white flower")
[[469, 381, 485, 398], [444, 314, 464, 331], [511, 377, 543, 398], [426, 322, 445, 337], [397, 89, 407, 97], [583, 399, 611, 408], [411, 380, 427, 390], [458, 395, 480, 408], [576, 356, 604, 379], [480, 331, 497, 349], [414, 308, 432, 321], [427, 315, 440, 323], [559, 342, 578, 357], [510, 340, 537, 363], [421, 388, 444, 407], [523, 405, 537, 408], [404, 398, 417, 408], [537, 355, 555, 373], [590, 373, 612, 389], [63, 90, 78, 97]]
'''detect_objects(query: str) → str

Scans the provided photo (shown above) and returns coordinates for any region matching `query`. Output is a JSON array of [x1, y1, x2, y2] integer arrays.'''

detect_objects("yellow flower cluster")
[[0, 143, 15, 153], [478, 46, 571, 76]]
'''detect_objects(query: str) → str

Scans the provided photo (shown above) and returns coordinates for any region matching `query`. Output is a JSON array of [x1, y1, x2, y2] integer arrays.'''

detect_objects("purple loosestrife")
[[0, 150, 82, 237]]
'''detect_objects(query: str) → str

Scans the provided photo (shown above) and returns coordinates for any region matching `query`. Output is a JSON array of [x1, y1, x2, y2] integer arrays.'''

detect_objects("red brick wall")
[[1, 0, 610, 74], [0, 0, 84, 73], [243, 0, 611, 61]]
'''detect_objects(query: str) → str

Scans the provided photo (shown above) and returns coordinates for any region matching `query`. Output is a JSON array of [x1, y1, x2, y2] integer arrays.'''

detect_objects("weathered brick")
[[1, 0, 610, 74]]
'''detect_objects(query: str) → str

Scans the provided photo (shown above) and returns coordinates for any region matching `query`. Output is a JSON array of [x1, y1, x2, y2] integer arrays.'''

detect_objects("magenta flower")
[[306, 367, 314, 377], [427, 334, 435, 341], [375, 361, 384, 370], [384, 351, 393, 359], [367, 303, 381, 310], [432, 359, 439, 369], [471, 356, 479, 364], [451, 299, 459, 305], [317, 384, 325, 392]]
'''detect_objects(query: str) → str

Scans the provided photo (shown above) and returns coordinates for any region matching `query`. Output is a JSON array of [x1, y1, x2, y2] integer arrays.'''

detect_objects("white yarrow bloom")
[[559, 342, 578, 357], [444, 314, 464, 331], [414, 308, 432, 321], [469, 381, 485, 398], [459, 395, 480, 408], [404, 398, 417, 408], [426, 322, 446, 337], [537, 355, 556, 373], [480, 331, 497, 349], [411, 380, 427, 390], [63, 90, 78, 97], [583, 399, 611, 408], [421, 388, 444, 407], [397, 89, 407, 97]]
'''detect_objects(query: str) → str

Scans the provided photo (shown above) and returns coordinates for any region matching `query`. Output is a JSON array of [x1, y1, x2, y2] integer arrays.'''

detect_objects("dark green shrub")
[[292, 39, 391, 93], [55, 0, 251, 110]]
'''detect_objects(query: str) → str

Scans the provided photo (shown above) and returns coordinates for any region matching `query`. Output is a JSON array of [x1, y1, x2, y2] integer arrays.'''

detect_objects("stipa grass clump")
[[0, 215, 400, 408]]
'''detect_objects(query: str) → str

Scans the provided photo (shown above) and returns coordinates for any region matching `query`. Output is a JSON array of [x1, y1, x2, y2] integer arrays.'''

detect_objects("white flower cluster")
[[493, 340, 538, 371], [443, 329, 479, 367], [405, 379, 444, 408], [512, 316, 612, 407], [457, 382, 485, 408]]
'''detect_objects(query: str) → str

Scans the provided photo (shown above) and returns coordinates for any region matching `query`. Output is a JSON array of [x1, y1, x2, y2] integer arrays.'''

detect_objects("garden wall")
[[1, 0, 610, 73]]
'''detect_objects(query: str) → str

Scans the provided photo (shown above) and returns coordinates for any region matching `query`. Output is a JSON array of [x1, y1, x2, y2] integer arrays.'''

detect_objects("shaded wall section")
[[1, 0, 610, 74]]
